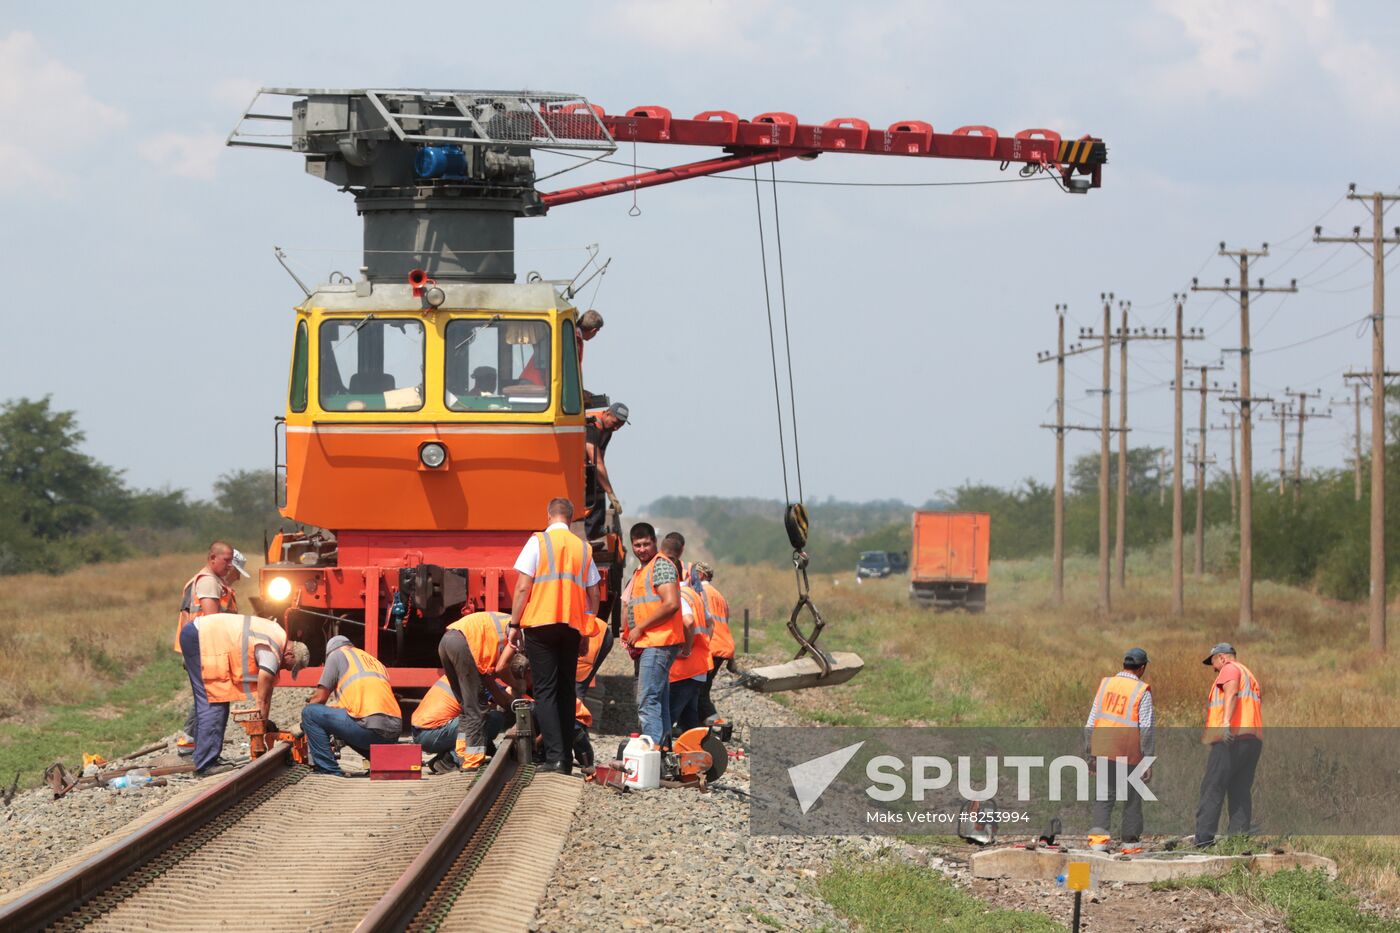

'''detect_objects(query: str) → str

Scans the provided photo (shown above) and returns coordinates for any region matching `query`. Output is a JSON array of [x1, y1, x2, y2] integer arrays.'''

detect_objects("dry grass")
[[0, 551, 228, 714], [711, 555, 1400, 908]]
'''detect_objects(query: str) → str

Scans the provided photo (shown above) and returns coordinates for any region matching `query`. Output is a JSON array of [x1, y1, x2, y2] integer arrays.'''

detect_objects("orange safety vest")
[[575, 696, 593, 729], [576, 615, 607, 682], [412, 675, 462, 730], [447, 611, 510, 675], [1204, 661, 1263, 741], [1089, 674, 1150, 764], [174, 570, 237, 653], [520, 528, 595, 630], [670, 586, 713, 683], [701, 582, 734, 660], [328, 644, 402, 721], [195, 613, 286, 705], [629, 556, 685, 648]]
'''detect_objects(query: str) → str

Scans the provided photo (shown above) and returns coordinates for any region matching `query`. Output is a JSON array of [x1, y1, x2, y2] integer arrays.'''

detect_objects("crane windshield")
[[445, 318, 551, 412], [319, 318, 425, 412]]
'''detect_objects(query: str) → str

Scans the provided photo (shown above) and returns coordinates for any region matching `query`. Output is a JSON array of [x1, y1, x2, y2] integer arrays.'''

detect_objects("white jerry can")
[[622, 733, 661, 790]]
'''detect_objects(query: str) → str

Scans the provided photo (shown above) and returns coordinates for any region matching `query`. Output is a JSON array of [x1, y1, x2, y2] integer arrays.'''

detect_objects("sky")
[[3, 1, 1399, 511]]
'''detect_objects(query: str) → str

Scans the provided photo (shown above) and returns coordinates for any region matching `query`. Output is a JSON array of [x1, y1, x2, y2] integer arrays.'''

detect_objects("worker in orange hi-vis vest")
[[1194, 642, 1264, 847], [437, 610, 520, 771], [507, 497, 599, 775], [690, 562, 733, 725], [669, 578, 711, 734], [178, 612, 309, 777], [1084, 647, 1154, 846], [625, 528, 687, 745], [575, 613, 612, 702], [302, 635, 403, 776], [173, 542, 248, 753]]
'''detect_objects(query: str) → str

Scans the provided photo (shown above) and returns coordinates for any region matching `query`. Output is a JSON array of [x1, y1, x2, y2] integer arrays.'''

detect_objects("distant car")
[[856, 551, 893, 579], [885, 550, 909, 574]]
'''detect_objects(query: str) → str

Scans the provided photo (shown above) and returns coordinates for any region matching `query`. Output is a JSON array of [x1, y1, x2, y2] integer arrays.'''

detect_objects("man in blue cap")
[[1084, 647, 1154, 846]]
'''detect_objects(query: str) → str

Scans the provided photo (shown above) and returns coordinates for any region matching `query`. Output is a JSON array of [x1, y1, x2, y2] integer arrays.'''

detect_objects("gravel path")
[[0, 686, 313, 897]]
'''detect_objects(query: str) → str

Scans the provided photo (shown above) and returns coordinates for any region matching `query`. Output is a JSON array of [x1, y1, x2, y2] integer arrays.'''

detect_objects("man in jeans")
[[623, 523, 686, 745], [301, 635, 403, 776]]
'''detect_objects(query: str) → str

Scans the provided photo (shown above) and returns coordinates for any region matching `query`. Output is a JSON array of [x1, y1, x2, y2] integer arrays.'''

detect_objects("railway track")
[[0, 722, 567, 933]]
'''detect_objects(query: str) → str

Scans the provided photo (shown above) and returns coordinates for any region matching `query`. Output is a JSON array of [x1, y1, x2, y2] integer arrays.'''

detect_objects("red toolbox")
[[369, 743, 422, 780]]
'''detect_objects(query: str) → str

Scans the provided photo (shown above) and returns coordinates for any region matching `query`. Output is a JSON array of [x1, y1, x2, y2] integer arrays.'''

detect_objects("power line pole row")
[[1192, 245, 1297, 630], [1261, 403, 1293, 495], [1317, 186, 1400, 652], [1208, 411, 1239, 525], [1331, 383, 1365, 502], [1182, 363, 1228, 576], [1283, 389, 1331, 502], [1112, 311, 1176, 589]]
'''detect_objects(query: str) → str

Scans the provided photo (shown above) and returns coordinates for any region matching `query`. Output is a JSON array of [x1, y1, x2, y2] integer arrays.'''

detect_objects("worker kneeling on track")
[[179, 612, 309, 777], [434, 610, 521, 771], [302, 635, 403, 776], [487, 654, 595, 771]]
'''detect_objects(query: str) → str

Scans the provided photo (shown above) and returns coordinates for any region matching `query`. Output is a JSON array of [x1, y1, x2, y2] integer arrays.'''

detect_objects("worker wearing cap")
[[437, 610, 520, 771], [302, 635, 403, 776], [507, 498, 599, 775], [1084, 647, 1154, 845], [1194, 643, 1264, 847], [173, 542, 248, 753], [584, 401, 628, 540], [179, 611, 309, 776], [691, 563, 734, 724]]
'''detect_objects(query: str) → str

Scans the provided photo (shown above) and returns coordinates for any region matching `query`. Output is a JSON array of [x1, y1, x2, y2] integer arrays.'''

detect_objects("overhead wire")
[[751, 168, 791, 506]]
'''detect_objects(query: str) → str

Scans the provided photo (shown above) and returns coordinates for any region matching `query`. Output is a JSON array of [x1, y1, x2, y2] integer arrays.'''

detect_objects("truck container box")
[[910, 511, 989, 611]]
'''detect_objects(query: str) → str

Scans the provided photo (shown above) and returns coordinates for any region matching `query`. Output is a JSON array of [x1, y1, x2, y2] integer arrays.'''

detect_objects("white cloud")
[[0, 31, 125, 194], [211, 77, 262, 111], [1148, 0, 1400, 116], [136, 131, 227, 180]]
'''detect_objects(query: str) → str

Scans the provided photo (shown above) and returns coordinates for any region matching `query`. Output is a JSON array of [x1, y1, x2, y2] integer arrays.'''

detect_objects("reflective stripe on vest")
[[412, 675, 462, 729], [630, 556, 684, 648], [330, 645, 399, 720], [521, 529, 594, 629], [704, 582, 735, 659], [173, 571, 236, 653], [1205, 662, 1263, 737], [449, 611, 509, 674], [1089, 675, 1148, 764], [670, 587, 712, 682], [197, 614, 285, 706]]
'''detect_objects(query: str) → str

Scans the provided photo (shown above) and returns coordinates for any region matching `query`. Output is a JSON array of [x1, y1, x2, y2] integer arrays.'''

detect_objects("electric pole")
[[1193, 245, 1297, 629], [1317, 186, 1400, 652], [1262, 403, 1293, 495], [1210, 415, 1240, 524], [1284, 388, 1330, 502], [1184, 363, 1228, 577], [1332, 382, 1365, 502], [1074, 293, 1117, 612], [1036, 304, 1082, 606], [1167, 294, 1204, 616], [1110, 306, 1176, 590]]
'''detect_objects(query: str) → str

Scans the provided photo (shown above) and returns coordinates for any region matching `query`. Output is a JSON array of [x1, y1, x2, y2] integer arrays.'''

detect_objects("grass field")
[[712, 553, 1400, 918], [0, 552, 212, 786]]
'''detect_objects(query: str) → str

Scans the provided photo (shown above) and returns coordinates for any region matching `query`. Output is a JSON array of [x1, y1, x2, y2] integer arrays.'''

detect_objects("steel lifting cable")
[[752, 167, 831, 674]]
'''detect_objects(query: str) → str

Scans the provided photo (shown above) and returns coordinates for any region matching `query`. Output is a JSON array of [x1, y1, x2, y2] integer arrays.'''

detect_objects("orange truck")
[[910, 511, 990, 611]]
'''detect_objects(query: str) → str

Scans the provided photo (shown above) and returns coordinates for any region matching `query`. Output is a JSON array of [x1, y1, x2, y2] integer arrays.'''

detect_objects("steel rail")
[[0, 741, 294, 932], [355, 731, 530, 933]]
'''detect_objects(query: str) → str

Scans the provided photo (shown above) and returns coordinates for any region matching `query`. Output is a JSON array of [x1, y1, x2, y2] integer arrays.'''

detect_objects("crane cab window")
[[319, 318, 425, 412], [444, 318, 551, 413]]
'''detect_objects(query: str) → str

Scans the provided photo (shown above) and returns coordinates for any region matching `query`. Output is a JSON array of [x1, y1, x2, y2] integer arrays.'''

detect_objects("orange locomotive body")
[[252, 282, 624, 688]]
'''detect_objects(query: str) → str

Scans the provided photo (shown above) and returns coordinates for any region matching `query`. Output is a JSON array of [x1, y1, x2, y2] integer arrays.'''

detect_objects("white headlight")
[[266, 576, 293, 602], [420, 442, 447, 468]]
